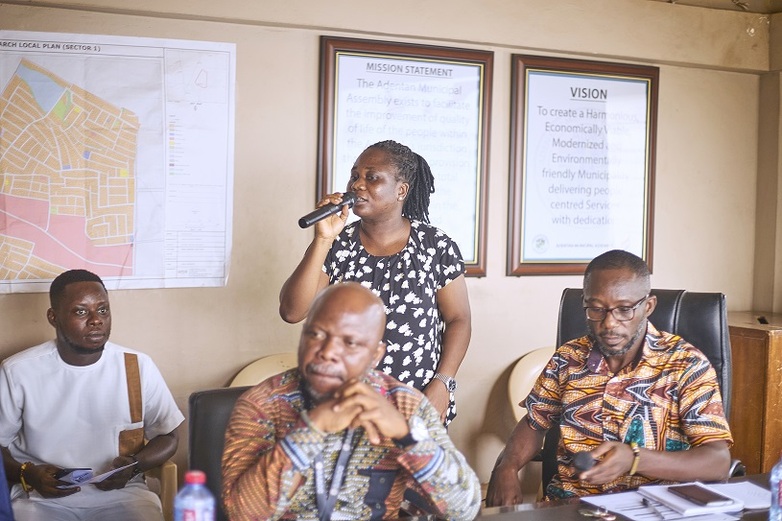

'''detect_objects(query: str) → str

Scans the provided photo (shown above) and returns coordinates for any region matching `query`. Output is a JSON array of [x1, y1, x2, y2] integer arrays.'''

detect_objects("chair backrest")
[[543, 288, 732, 491], [508, 346, 556, 423], [188, 386, 250, 521], [229, 353, 297, 387]]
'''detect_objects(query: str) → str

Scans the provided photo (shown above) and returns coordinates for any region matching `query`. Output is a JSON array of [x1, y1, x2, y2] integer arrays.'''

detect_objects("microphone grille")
[[342, 192, 357, 207], [572, 451, 595, 472]]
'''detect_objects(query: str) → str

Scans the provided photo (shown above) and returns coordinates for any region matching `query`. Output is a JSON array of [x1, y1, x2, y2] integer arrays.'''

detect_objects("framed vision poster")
[[318, 36, 493, 277], [507, 55, 658, 276]]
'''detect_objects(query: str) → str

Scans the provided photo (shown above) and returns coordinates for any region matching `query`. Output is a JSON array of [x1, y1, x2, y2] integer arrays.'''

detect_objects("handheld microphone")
[[298, 192, 357, 228], [572, 451, 596, 473]]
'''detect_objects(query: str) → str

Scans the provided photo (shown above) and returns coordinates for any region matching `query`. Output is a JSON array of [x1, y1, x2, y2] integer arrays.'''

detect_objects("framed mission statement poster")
[[318, 37, 492, 277]]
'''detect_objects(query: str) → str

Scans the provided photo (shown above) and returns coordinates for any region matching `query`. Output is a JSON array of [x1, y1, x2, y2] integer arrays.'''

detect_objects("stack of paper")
[[581, 480, 770, 521], [708, 481, 772, 510], [637, 483, 744, 516], [581, 490, 740, 521]]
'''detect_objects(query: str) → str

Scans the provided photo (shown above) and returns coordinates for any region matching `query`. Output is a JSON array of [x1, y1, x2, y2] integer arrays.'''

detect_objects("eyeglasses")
[[584, 295, 649, 322]]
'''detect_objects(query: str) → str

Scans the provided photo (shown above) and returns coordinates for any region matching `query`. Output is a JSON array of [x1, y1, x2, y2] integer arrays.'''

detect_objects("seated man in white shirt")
[[0, 269, 184, 521]]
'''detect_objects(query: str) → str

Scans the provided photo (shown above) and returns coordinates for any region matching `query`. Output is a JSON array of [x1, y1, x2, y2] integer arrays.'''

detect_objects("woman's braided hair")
[[367, 140, 435, 223]]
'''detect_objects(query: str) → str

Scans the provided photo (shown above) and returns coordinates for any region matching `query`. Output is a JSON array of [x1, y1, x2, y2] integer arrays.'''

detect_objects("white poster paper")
[[520, 70, 652, 264], [329, 51, 487, 265], [0, 30, 235, 292]]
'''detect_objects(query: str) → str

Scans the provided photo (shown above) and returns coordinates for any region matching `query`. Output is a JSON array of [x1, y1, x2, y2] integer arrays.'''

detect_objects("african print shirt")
[[221, 368, 481, 521], [323, 220, 464, 422], [525, 322, 733, 498]]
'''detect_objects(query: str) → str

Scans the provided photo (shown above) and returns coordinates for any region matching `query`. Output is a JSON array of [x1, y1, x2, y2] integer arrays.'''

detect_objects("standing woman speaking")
[[280, 140, 471, 425]]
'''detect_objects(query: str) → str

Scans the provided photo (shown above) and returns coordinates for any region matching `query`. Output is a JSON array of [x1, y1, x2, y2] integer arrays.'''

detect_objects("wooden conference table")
[[472, 474, 771, 520]]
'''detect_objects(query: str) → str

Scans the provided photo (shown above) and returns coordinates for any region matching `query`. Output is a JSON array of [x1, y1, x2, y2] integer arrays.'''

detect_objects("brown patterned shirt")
[[525, 322, 733, 498], [222, 369, 480, 520]]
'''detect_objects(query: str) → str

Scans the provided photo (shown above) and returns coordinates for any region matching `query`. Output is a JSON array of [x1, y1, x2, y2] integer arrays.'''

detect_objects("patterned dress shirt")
[[222, 369, 480, 520], [525, 322, 733, 498]]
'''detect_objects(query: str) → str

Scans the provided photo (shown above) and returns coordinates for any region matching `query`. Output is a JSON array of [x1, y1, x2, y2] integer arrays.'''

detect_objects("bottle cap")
[[184, 470, 207, 485]]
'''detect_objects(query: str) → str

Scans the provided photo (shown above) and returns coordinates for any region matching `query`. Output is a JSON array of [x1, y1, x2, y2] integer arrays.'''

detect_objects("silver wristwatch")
[[433, 372, 457, 393], [393, 416, 430, 448]]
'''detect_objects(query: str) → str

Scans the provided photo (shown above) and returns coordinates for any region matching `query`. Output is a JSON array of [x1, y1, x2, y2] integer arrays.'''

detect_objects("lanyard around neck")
[[314, 428, 356, 521]]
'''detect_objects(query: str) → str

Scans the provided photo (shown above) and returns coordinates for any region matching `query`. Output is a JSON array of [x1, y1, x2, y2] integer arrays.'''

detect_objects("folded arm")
[[222, 396, 315, 521], [326, 379, 481, 521], [391, 400, 481, 521]]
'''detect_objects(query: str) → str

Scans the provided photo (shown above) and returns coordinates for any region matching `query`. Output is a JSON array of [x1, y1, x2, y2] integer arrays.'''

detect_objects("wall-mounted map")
[[0, 31, 235, 292]]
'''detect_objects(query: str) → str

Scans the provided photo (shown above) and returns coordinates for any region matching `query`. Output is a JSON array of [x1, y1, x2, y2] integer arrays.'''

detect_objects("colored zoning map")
[[0, 58, 137, 280], [0, 31, 235, 292]]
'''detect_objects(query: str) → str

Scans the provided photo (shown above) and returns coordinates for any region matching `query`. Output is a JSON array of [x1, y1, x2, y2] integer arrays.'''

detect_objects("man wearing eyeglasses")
[[486, 249, 732, 506]]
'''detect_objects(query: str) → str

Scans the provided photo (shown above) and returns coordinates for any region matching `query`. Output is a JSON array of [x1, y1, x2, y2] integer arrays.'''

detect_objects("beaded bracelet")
[[628, 442, 641, 476]]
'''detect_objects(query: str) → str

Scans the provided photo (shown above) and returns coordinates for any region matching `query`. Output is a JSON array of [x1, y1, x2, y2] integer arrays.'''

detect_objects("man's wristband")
[[19, 461, 33, 496], [628, 442, 641, 476], [130, 454, 143, 476]]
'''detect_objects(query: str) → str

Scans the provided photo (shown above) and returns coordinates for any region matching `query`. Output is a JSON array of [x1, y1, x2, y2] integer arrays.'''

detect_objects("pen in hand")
[[642, 497, 666, 520]]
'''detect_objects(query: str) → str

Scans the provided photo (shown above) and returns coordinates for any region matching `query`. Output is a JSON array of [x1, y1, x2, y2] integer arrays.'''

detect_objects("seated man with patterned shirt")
[[222, 282, 480, 521], [486, 249, 733, 506]]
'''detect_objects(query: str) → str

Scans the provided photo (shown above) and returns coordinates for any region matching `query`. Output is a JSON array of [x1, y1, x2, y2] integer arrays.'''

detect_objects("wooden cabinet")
[[728, 311, 782, 474]]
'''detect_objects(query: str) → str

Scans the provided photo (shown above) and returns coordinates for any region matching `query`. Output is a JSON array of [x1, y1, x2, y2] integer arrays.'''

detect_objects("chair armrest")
[[728, 459, 746, 478], [145, 460, 177, 521]]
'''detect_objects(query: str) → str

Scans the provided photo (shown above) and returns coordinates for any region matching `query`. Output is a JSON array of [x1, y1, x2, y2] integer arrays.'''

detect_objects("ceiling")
[[646, 0, 782, 13]]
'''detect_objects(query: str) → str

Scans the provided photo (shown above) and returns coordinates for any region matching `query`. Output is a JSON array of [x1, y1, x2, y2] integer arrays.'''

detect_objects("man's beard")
[[63, 336, 106, 356], [299, 366, 373, 408], [301, 379, 331, 407], [593, 320, 647, 358]]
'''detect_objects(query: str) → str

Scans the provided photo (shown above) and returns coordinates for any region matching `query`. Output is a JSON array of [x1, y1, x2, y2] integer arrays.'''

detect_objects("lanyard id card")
[[314, 428, 356, 521]]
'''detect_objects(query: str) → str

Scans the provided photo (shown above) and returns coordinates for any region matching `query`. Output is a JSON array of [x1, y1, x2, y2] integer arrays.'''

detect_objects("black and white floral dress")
[[323, 220, 465, 424]]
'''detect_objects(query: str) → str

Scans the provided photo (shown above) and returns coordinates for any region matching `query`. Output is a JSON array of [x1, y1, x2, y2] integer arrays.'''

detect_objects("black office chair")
[[188, 386, 250, 521], [541, 288, 742, 492]]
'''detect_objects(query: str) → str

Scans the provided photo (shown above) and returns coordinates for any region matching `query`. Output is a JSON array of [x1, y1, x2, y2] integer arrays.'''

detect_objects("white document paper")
[[57, 461, 137, 489], [708, 481, 771, 510], [581, 490, 740, 521], [637, 483, 743, 516]]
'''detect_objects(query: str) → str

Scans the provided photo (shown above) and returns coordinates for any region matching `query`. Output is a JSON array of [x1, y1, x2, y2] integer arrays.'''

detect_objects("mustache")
[[306, 362, 345, 377]]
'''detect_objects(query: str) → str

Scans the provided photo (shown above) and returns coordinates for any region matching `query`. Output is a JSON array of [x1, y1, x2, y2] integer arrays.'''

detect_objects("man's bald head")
[[307, 283, 386, 337], [298, 283, 387, 404]]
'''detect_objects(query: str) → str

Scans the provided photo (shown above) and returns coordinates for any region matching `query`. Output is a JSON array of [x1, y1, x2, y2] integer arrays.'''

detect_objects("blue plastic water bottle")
[[174, 470, 215, 521], [771, 455, 782, 521]]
